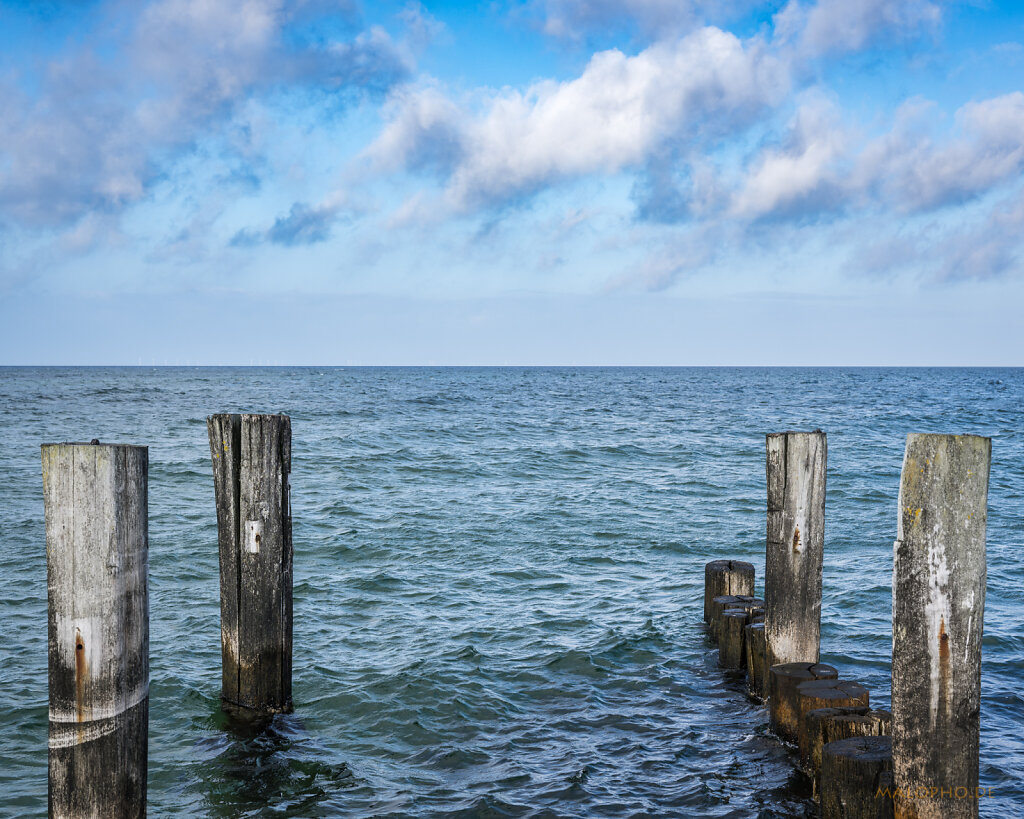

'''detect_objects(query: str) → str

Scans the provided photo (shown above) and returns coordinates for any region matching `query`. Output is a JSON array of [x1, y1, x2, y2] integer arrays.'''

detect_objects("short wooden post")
[[804, 708, 891, 786], [745, 622, 768, 700], [765, 431, 826, 668], [718, 610, 749, 668], [796, 680, 870, 758], [704, 560, 754, 622], [803, 706, 869, 779], [768, 661, 837, 743], [709, 594, 763, 642], [892, 434, 990, 818], [820, 736, 894, 819], [208, 414, 293, 713], [43, 443, 149, 818]]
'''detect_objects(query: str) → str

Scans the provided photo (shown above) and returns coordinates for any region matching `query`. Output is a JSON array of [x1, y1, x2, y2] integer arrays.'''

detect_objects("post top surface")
[[770, 661, 838, 678], [766, 429, 826, 438], [905, 432, 991, 444], [207, 413, 290, 421], [823, 734, 892, 760], [797, 679, 869, 696], [41, 442, 148, 451]]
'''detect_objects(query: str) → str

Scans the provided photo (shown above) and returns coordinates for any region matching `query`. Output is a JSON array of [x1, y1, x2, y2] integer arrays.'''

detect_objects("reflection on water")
[[196, 705, 357, 817]]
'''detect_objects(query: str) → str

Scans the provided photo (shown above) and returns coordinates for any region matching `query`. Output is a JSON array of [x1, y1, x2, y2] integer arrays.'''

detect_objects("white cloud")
[[526, 0, 773, 42], [727, 91, 1024, 224], [774, 0, 943, 57], [537, 0, 703, 39], [0, 0, 409, 229], [367, 85, 466, 174], [859, 92, 1024, 212], [731, 95, 847, 218], [372, 27, 789, 211], [933, 185, 1024, 280]]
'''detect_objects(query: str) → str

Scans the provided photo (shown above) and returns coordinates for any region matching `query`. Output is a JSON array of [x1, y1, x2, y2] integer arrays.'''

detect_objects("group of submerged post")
[[41, 419, 990, 818], [704, 430, 990, 819]]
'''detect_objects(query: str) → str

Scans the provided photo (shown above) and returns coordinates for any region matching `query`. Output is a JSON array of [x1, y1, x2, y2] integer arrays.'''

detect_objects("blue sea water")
[[0, 366, 1021, 818]]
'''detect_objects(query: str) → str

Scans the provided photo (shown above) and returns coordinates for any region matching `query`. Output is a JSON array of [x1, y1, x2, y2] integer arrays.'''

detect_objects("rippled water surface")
[[1, 367, 1022, 817]]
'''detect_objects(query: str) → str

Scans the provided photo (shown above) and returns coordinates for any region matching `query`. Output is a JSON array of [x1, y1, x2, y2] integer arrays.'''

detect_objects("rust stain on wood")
[[792, 525, 801, 552], [75, 627, 87, 725], [938, 615, 951, 719]]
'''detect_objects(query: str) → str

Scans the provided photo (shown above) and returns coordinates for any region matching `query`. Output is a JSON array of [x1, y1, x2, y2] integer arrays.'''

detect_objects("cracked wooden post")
[[43, 442, 149, 819], [208, 414, 293, 714], [892, 434, 989, 819], [765, 431, 826, 669]]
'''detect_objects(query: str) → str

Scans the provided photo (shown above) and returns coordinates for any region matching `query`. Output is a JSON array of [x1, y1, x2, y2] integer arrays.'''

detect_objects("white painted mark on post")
[[245, 520, 263, 554]]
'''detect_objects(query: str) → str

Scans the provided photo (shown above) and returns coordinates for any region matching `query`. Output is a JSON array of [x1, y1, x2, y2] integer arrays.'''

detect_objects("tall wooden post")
[[43, 443, 149, 818], [765, 431, 826, 668], [208, 414, 293, 714], [892, 434, 989, 818]]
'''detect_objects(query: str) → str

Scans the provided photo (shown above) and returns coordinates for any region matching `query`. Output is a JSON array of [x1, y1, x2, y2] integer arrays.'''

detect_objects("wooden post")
[[821, 736, 894, 819], [768, 661, 837, 743], [43, 443, 148, 818], [892, 434, 990, 819], [818, 712, 892, 803], [745, 622, 768, 700], [718, 610, 749, 668], [765, 431, 826, 668], [804, 707, 891, 787], [208, 414, 293, 714], [796, 680, 870, 758], [709, 594, 763, 642], [704, 560, 754, 622], [803, 706, 869, 780]]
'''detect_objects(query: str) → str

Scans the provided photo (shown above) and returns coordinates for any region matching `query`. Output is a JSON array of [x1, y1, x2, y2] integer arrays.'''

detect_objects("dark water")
[[1, 367, 1022, 818]]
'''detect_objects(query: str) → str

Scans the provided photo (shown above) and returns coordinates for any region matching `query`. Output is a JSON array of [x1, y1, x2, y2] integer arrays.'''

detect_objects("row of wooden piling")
[[704, 431, 990, 819], [43, 415, 293, 818], [40, 421, 991, 818]]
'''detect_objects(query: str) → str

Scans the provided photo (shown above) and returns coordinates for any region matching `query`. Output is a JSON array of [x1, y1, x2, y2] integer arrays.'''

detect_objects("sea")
[[1, 367, 1021, 818]]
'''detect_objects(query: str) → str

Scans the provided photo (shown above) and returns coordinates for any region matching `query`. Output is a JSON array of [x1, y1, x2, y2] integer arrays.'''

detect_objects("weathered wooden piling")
[[821, 735, 894, 819], [764, 431, 826, 669], [718, 610, 749, 668], [796, 680, 870, 759], [208, 414, 293, 714], [43, 443, 149, 818], [804, 706, 868, 779], [818, 712, 892, 803], [803, 707, 891, 786], [745, 622, 768, 700], [768, 661, 837, 743], [708, 594, 763, 642], [704, 560, 754, 622], [892, 434, 990, 819]]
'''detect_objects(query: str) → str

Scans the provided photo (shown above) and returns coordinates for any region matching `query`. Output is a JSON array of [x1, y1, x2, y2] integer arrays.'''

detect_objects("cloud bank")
[[369, 27, 789, 212], [0, 0, 409, 228], [1, 0, 1021, 295]]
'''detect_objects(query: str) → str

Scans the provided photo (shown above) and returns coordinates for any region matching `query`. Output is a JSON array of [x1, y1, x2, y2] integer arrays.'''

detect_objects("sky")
[[1, 0, 1023, 365]]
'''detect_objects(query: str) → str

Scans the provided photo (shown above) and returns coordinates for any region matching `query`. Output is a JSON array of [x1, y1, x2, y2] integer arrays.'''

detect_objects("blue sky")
[[1, 0, 1023, 364]]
